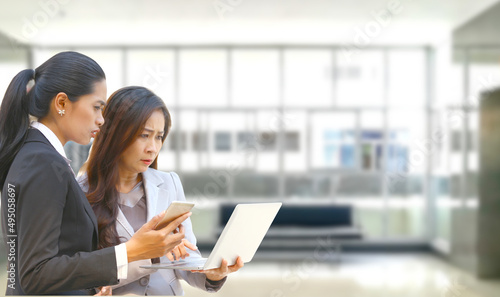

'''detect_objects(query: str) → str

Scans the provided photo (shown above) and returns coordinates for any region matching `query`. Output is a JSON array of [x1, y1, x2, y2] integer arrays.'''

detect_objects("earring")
[[58, 109, 65, 116]]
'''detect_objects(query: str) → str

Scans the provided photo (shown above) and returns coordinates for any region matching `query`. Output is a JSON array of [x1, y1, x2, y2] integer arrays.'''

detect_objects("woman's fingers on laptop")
[[176, 239, 191, 259], [166, 239, 194, 261], [171, 243, 183, 260], [166, 253, 174, 261], [183, 239, 198, 251]]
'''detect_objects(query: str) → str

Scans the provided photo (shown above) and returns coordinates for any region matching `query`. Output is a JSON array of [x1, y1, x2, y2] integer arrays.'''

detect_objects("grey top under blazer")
[[79, 168, 224, 295], [1, 129, 119, 295]]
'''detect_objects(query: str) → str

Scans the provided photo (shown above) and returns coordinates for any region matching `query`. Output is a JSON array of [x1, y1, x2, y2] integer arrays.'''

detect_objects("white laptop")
[[140, 202, 282, 270]]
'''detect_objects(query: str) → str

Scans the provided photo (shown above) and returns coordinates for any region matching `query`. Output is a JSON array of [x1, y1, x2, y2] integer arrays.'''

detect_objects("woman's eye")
[[156, 135, 163, 140], [94, 106, 101, 111], [140, 134, 149, 138]]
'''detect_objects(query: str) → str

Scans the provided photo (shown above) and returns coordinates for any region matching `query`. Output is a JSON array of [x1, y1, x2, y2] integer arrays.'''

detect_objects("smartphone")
[[154, 201, 195, 230]]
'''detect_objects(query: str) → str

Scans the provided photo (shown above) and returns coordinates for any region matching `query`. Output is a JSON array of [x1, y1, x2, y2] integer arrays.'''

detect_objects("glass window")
[[384, 109, 427, 238], [233, 173, 279, 198], [33, 48, 125, 99], [215, 132, 231, 151], [75, 49, 125, 96], [337, 50, 384, 107], [388, 50, 426, 108], [324, 130, 342, 167], [387, 113, 425, 189], [179, 49, 227, 107], [435, 46, 461, 109], [232, 50, 280, 107], [340, 141, 356, 168], [451, 130, 461, 152], [387, 132, 409, 173], [192, 132, 208, 151], [126, 50, 175, 105], [285, 132, 300, 151], [361, 142, 375, 170], [469, 49, 500, 107], [0, 48, 29, 104], [450, 129, 475, 153], [33, 48, 65, 66], [255, 111, 280, 172], [311, 112, 357, 169], [283, 111, 308, 172], [284, 49, 332, 107], [237, 132, 256, 150], [360, 111, 384, 171], [258, 132, 276, 151], [166, 131, 187, 151]]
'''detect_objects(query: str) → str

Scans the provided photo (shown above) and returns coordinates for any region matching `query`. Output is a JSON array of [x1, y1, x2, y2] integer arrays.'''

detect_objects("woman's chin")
[[138, 165, 149, 173], [74, 136, 92, 146]]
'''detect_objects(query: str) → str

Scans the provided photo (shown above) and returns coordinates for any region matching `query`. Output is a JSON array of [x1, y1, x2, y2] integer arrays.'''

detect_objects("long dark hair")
[[84, 86, 171, 249], [0, 51, 105, 188]]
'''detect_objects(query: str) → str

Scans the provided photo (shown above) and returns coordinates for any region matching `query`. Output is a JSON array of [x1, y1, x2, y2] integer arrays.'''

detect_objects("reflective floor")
[[0, 252, 499, 296], [182, 252, 500, 297]]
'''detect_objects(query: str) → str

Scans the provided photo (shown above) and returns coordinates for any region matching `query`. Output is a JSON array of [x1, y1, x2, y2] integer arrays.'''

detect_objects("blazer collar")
[[30, 122, 69, 162], [116, 208, 134, 238]]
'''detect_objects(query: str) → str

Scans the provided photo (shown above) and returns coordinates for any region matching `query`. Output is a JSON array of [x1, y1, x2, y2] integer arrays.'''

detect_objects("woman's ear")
[[54, 92, 69, 115]]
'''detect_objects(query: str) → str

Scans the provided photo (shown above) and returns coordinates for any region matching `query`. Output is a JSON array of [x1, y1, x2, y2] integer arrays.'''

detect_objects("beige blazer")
[[79, 168, 209, 295]]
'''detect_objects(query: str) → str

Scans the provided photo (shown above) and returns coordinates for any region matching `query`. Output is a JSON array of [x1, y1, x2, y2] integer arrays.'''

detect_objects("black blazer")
[[1, 129, 118, 295]]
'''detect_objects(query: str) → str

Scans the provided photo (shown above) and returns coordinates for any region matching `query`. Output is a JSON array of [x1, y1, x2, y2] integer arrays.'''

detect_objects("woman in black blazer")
[[0, 52, 190, 295]]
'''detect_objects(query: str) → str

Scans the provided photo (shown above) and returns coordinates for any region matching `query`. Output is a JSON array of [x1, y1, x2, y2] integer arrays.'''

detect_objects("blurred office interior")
[[2, 0, 500, 296]]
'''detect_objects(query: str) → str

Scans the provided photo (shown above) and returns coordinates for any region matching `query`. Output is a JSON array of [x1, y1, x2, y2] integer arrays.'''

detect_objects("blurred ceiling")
[[0, 0, 499, 45]]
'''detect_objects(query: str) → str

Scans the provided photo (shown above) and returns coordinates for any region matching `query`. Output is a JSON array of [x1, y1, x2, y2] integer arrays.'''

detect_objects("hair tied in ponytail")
[[26, 69, 35, 93], [26, 79, 35, 93]]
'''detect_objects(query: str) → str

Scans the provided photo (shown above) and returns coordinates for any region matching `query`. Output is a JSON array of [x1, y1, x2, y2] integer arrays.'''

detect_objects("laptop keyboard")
[[162, 259, 207, 267]]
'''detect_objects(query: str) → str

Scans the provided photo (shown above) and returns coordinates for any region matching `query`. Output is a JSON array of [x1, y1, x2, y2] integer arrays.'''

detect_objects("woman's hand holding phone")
[[155, 202, 195, 230], [125, 211, 192, 263]]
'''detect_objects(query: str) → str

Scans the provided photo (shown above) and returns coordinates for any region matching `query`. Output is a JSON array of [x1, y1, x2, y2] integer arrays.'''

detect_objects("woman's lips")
[[141, 159, 152, 165], [91, 129, 100, 138]]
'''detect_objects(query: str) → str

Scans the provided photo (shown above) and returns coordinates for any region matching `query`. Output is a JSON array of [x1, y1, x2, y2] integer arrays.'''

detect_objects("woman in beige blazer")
[[78, 86, 243, 295]]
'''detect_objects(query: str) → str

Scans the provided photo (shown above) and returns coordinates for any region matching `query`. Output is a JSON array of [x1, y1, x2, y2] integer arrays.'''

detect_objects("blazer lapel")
[[142, 169, 165, 221], [77, 184, 99, 235], [71, 172, 100, 237], [116, 207, 135, 238]]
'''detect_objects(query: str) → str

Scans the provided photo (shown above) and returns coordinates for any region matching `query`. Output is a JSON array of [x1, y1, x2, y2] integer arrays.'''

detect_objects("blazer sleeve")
[[15, 154, 118, 294], [108, 259, 155, 289], [169, 172, 225, 292]]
